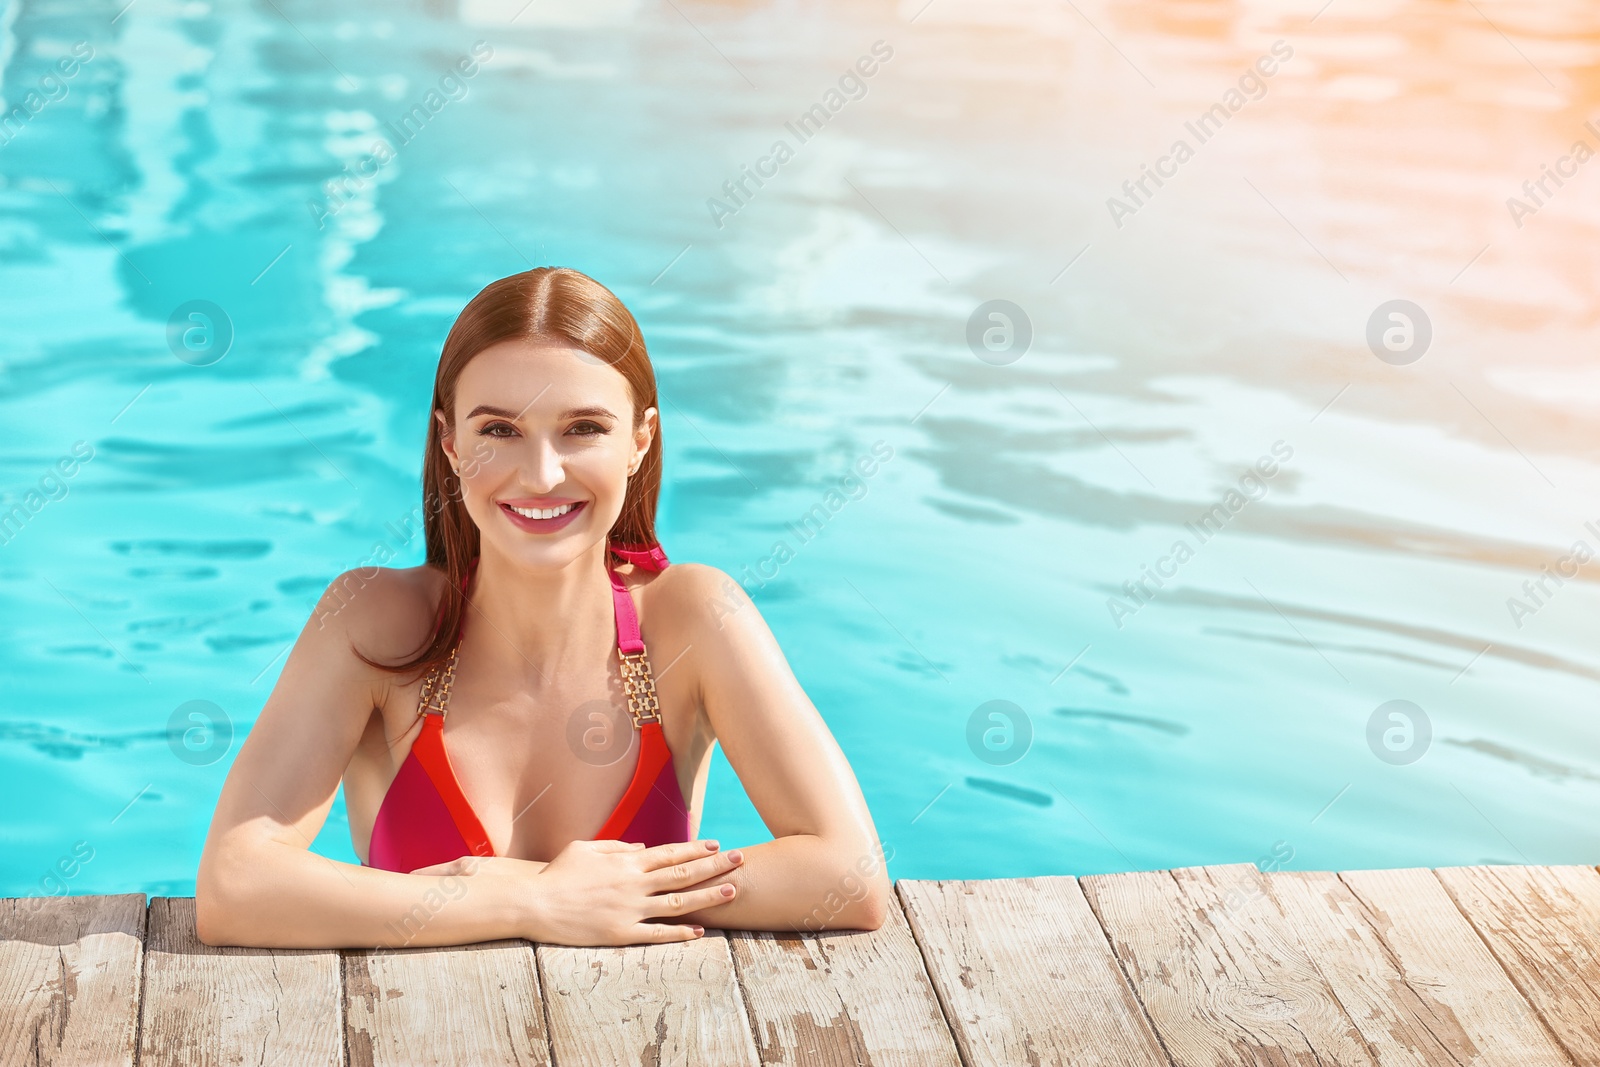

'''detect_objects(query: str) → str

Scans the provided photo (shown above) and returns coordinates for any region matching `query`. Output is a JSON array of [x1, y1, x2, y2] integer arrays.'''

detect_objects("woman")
[[195, 267, 890, 948]]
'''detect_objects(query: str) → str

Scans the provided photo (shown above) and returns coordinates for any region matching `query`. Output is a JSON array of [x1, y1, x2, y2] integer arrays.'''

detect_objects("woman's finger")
[[627, 920, 706, 943], [632, 839, 721, 871], [645, 847, 743, 891], [643, 882, 737, 919], [589, 839, 646, 854]]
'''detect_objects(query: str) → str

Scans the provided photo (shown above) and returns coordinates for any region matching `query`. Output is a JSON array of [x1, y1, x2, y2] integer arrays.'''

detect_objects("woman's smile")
[[498, 497, 587, 532]]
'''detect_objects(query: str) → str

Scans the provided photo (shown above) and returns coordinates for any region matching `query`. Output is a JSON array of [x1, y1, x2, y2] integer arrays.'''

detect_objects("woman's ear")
[[630, 406, 658, 475], [436, 409, 460, 474]]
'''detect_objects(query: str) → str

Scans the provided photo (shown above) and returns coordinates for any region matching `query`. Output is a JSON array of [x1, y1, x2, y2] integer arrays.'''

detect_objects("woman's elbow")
[[853, 883, 891, 931], [194, 846, 253, 947], [836, 859, 893, 931], [193, 877, 233, 947]]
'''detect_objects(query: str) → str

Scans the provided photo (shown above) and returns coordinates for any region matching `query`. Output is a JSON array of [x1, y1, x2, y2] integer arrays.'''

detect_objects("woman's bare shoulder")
[[631, 561, 751, 632], [310, 563, 450, 667]]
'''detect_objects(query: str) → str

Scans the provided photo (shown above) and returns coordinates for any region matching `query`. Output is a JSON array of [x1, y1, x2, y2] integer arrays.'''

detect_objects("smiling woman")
[[193, 267, 890, 949]]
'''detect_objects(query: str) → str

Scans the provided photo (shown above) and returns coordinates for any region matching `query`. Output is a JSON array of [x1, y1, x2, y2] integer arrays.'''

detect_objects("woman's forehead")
[[456, 338, 631, 411]]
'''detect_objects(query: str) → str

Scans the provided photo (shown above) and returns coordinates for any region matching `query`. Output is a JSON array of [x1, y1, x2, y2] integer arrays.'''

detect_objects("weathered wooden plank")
[[12, 865, 1599, 1067], [1083, 863, 1374, 1067], [1440, 863, 1600, 1062], [140, 897, 344, 1066], [536, 930, 760, 1066], [344, 940, 550, 1067], [728, 899, 962, 1067], [0, 894, 145, 1067], [1270, 869, 1509, 1065], [900, 875, 1169, 1067], [1330, 868, 1572, 1067], [1434, 865, 1600, 1065]]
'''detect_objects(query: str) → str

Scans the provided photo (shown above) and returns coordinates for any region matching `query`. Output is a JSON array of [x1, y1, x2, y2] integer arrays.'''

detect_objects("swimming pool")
[[3, 0, 1597, 898]]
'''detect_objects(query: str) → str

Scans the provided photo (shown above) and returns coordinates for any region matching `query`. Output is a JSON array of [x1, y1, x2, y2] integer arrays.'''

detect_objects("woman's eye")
[[475, 421, 607, 438]]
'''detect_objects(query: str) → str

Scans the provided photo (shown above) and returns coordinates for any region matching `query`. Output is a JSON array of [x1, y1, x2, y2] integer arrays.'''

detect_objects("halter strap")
[[611, 540, 670, 573], [612, 541, 668, 653], [608, 566, 643, 654], [423, 542, 668, 727]]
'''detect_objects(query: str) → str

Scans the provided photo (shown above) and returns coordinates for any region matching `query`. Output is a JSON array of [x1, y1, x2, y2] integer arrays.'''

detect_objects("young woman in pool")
[[195, 267, 890, 948]]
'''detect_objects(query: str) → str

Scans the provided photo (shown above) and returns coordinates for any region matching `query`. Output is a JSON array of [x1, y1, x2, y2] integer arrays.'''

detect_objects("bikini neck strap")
[[608, 540, 669, 654]]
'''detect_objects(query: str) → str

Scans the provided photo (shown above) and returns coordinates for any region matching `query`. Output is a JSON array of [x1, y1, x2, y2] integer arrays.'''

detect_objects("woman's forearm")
[[671, 834, 891, 933], [196, 835, 517, 950]]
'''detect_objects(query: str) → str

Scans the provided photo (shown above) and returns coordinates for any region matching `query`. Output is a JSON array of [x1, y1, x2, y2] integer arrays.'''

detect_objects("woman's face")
[[437, 338, 656, 569]]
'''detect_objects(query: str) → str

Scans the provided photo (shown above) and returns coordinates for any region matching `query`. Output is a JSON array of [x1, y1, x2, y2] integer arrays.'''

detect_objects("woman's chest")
[[346, 650, 706, 864]]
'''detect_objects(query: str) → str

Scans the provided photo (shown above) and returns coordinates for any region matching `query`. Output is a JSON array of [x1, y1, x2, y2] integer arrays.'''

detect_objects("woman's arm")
[[655, 564, 892, 932], [195, 568, 527, 948]]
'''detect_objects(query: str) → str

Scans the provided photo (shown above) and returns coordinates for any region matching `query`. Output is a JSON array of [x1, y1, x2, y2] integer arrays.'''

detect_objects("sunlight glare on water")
[[1, 0, 1597, 895]]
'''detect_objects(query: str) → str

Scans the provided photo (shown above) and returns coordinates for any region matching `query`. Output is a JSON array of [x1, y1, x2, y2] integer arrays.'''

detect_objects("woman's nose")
[[523, 434, 566, 490]]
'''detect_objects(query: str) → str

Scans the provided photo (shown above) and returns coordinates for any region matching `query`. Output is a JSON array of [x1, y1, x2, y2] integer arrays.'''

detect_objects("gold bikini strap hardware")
[[423, 644, 648, 726], [619, 647, 661, 729], [419, 645, 460, 718]]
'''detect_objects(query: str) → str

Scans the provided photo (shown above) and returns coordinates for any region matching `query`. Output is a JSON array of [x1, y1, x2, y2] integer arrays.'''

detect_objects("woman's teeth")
[[507, 502, 578, 519]]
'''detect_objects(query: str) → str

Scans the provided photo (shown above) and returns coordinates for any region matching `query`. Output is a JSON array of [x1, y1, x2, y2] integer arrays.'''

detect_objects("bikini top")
[[363, 543, 692, 873]]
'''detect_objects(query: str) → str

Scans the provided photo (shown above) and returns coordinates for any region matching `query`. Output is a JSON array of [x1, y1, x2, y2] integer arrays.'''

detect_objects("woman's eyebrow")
[[465, 403, 618, 420]]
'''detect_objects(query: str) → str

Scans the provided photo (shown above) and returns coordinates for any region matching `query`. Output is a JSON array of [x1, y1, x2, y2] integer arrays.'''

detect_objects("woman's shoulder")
[[625, 560, 753, 632], [311, 563, 450, 662]]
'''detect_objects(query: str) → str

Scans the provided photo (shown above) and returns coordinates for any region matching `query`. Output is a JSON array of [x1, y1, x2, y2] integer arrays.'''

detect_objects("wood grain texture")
[[345, 939, 549, 1067], [1268, 869, 1493, 1065], [536, 930, 759, 1067], [140, 897, 344, 1067], [8, 867, 1593, 1066], [1433, 865, 1600, 1065], [1083, 863, 1375, 1067], [1333, 868, 1573, 1067], [728, 901, 962, 1067], [0, 894, 145, 1067], [899, 875, 1169, 1067]]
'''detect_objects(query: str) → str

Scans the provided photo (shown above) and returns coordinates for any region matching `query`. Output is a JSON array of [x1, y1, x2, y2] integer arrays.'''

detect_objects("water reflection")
[[0, 0, 1597, 894]]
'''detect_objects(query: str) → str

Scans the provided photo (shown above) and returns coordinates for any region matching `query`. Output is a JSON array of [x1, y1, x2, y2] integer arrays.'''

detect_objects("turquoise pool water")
[[3, 0, 1598, 898]]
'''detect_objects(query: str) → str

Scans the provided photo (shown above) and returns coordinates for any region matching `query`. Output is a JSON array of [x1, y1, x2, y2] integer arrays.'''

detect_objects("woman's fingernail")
[[720, 884, 735, 897], [692, 925, 705, 936], [703, 840, 719, 850], [727, 849, 743, 863]]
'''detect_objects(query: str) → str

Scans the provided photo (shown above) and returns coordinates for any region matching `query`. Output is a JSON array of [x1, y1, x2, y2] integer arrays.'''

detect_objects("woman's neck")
[[463, 544, 617, 686]]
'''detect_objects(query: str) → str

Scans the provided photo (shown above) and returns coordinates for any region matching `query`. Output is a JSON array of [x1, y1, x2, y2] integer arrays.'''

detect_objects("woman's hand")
[[405, 839, 742, 945], [525, 838, 743, 946], [402, 854, 551, 938]]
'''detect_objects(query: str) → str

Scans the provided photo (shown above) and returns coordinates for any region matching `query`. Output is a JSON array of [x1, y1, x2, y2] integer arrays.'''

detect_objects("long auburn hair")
[[359, 267, 664, 679]]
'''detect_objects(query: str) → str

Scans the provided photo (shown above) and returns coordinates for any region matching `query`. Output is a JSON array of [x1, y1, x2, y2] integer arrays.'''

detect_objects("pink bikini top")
[[363, 543, 691, 873]]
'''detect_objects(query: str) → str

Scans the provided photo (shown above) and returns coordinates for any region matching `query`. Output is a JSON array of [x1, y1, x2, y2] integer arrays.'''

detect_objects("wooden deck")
[[4, 863, 1599, 1066]]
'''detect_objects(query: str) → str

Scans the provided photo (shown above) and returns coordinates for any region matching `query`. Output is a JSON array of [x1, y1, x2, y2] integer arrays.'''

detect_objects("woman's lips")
[[499, 499, 586, 533]]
